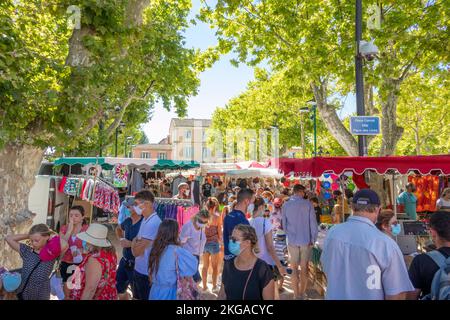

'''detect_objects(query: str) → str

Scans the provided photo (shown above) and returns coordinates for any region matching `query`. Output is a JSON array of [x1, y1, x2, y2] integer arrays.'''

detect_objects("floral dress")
[[70, 250, 118, 300]]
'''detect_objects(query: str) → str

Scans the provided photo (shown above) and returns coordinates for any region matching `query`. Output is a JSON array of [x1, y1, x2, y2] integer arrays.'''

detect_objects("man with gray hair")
[[321, 189, 414, 299]]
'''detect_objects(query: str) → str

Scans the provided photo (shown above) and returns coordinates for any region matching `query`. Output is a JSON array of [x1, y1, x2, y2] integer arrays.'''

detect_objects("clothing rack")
[[154, 197, 194, 208]]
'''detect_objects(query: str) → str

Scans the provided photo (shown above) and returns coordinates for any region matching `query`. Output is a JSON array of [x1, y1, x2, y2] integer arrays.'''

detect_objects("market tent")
[[225, 168, 284, 179], [235, 161, 266, 169], [54, 157, 158, 170], [151, 159, 200, 171], [200, 162, 239, 175], [268, 155, 450, 177]]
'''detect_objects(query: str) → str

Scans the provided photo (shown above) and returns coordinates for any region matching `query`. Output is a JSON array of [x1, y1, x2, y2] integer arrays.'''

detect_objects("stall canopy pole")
[[393, 172, 397, 217]]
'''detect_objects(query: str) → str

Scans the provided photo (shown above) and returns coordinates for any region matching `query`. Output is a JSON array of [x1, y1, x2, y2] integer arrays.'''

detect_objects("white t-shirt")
[[180, 220, 206, 257], [436, 198, 450, 210], [249, 217, 275, 266], [134, 213, 162, 275]]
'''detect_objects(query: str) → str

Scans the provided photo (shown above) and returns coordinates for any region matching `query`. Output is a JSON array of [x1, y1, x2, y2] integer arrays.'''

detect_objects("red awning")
[[268, 155, 450, 177]]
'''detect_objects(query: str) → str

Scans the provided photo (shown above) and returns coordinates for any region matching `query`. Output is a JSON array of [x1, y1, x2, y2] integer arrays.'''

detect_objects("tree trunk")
[[0, 144, 44, 269], [311, 82, 359, 156], [366, 171, 388, 208], [414, 126, 421, 155], [380, 79, 404, 156]]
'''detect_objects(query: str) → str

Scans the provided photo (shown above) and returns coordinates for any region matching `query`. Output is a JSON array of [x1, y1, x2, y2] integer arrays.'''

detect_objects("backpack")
[[421, 250, 450, 300]]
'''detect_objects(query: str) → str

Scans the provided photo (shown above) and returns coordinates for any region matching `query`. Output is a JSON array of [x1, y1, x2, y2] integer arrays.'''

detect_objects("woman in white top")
[[249, 196, 287, 299], [180, 209, 210, 284], [436, 188, 450, 212]]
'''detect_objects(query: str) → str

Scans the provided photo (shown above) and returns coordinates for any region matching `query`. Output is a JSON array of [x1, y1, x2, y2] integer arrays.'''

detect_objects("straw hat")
[[77, 223, 111, 248]]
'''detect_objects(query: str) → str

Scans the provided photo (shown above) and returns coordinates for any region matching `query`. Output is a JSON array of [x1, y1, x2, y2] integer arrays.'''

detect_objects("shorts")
[[59, 261, 81, 283], [268, 265, 283, 281], [287, 244, 312, 267], [132, 271, 150, 300], [116, 258, 135, 294], [193, 255, 201, 283], [204, 242, 220, 255]]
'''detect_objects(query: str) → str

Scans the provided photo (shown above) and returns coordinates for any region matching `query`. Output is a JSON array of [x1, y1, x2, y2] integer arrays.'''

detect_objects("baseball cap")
[[1, 272, 22, 292], [39, 235, 62, 262], [352, 189, 380, 206], [123, 197, 135, 208]]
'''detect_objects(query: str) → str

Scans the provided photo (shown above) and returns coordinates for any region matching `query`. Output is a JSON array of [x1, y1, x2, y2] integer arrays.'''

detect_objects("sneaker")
[[211, 286, 220, 293]]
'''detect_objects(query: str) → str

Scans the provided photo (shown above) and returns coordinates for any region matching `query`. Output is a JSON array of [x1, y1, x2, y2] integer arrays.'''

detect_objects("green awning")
[[54, 157, 114, 169], [152, 160, 200, 171]]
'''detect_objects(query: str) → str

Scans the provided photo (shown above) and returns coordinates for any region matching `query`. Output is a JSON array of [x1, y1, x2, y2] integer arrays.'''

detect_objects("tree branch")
[[104, 80, 156, 138]]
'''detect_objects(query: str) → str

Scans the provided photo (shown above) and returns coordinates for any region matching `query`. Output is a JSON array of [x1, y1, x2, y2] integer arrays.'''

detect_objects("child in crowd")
[[0, 267, 21, 300]]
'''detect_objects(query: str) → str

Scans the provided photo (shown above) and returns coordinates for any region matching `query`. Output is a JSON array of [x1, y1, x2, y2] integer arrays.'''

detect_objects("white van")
[[28, 175, 69, 232]]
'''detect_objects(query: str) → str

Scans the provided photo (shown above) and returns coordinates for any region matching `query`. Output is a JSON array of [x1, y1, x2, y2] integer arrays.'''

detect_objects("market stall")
[[268, 155, 450, 216], [268, 155, 450, 296]]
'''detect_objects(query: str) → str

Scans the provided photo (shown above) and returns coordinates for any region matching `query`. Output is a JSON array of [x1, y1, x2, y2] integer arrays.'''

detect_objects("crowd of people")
[[1, 177, 449, 301]]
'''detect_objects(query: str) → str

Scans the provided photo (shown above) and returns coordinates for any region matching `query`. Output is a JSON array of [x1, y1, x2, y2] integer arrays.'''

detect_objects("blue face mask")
[[229, 240, 241, 256], [263, 198, 269, 204], [391, 223, 401, 236]]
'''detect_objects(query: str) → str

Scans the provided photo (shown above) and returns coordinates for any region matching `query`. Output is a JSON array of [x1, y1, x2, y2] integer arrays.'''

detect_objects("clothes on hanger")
[[60, 176, 120, 214], [129, 168, 145, 195], [189, 180, 201, 205]]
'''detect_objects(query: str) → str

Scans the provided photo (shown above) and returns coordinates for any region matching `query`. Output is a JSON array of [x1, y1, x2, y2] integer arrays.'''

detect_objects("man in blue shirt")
[[282, 184, 318, 299], [223, 188, 254, 260], [321, 189, 414, 300], [397, 183, 418, 220], [115, 198, 143, 300]]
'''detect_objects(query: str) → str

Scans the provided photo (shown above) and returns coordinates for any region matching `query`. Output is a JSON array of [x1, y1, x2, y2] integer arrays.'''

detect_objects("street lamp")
[[300, 100, 318, 157], [115, 121, 126, 157], [124, 136, 133, 158], [355, 0, 367, 156]]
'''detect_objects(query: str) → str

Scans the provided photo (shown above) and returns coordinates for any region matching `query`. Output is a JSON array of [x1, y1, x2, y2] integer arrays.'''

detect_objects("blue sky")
[[143, 0, 355, 143]]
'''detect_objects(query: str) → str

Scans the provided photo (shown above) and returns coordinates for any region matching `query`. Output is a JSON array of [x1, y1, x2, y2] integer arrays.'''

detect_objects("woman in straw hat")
[[69, 223, 118, 300]]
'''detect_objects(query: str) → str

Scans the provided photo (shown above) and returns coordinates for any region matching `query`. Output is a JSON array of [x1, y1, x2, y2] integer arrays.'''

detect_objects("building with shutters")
[[132, 118, 218, 163], [169, 118, 217, 163], [132, 136, 173, 160]]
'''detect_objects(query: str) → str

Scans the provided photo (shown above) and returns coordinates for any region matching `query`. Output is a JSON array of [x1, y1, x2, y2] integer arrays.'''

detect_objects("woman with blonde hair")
[[6, 224, 68, 300], [201, 197, 223, 292], [218, 224, 274, 300]]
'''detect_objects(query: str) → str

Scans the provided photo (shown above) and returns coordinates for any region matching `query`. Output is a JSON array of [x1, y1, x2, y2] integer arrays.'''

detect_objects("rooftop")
[[170, 118, 212, 128]]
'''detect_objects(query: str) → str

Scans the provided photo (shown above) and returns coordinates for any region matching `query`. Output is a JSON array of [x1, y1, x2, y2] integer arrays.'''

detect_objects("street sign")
[[350, 116, 380, 135]]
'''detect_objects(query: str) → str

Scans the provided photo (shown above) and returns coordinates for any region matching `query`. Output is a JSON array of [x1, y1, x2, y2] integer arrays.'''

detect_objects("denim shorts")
[[204, 242, 220, 255]]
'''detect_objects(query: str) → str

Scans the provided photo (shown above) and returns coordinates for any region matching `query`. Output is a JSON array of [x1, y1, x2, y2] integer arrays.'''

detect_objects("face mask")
[[391, 224, 401, 236], [184, 190, 190, 196], [247, 203, 255, 213], [197, 218, 207, 228], [228, 240, 241, 256], [263, 198, 269, 204], [133, 205, 143, 216]]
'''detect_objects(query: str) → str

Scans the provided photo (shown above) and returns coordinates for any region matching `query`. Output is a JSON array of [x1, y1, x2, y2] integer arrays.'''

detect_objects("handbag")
[[175, 250, 199, 300], [17, 260, 42, 300]]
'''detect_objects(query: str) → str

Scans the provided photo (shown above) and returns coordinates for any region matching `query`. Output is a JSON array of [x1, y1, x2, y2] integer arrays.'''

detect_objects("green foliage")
[[210, 70, 347, 158], [0, 0, 201, 154], [201, 0, 449, 156]]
